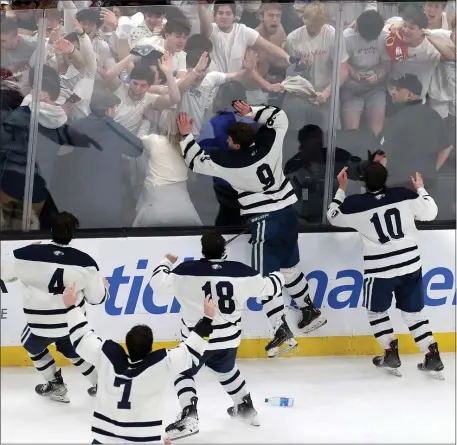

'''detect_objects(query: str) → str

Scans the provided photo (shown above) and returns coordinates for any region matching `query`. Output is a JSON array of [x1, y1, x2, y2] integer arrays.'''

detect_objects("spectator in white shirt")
[[128, 3, 167, 48], [341, 10, 389, 136], [381, 6, 441, 111], [134, 109, 202, 228], [75, 8, 116, 74], [137, 17, 191, 79], [198, 0, 291, 74], [178, 48, 254, 135], [424, 1, 451, 30], [283, 2, 349, 133]]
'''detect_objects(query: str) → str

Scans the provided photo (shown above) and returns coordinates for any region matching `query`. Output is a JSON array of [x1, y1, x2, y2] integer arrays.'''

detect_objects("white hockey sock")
[[282, 267, 310, 308], [174, 374, 197, 409], [367, 310, 395, 350], [401, 311, 435, 353], [29, 348, 57, 381], [210, 366, 248, 404], [71, 357, 98, 386], [262, 295, 285, 329]]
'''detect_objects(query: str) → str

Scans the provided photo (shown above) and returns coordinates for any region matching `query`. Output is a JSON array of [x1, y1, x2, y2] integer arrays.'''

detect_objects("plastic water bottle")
[[264, 397, 294, 407]]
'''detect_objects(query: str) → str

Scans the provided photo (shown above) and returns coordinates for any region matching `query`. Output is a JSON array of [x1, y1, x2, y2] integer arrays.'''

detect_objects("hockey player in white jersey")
[[0, 212, 108, 402], [150, 232, 285, 440], [177, 101, 327, 358], [327, 163, 444, 379], [62, 282, 217, 444]]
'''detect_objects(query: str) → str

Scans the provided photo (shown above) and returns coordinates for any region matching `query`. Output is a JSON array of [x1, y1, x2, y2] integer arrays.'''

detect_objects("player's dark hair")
[[364, 162, 388, 192], [76, 8, 102, 27], [357, 9, 385, 41], [130, 64, 156, 85], [227, 122, 256, 150], [51, 212, 80, 245], [214, 0, 237, 16], [201, 232, 226, 260], [29, 65, 61, 101], [126, 325, 153, 361], [185, 34, 213, 53], [401, 6, 428, 29]]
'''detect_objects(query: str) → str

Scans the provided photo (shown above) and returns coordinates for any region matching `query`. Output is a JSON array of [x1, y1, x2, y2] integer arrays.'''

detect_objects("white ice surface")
[[1, 355, 455, 443]]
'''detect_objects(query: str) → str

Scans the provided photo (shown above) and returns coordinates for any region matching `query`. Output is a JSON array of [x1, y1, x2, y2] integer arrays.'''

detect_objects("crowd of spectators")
[[1, 0, 455, 230]]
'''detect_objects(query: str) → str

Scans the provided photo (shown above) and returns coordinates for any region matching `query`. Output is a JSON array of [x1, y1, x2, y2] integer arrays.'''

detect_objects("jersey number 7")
[[202, 281, 235, 314]]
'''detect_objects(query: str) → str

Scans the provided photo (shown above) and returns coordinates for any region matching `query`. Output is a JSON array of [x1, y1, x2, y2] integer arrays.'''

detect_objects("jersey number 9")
[[202, 281, 235, 314], [256, 164, 275, 191]]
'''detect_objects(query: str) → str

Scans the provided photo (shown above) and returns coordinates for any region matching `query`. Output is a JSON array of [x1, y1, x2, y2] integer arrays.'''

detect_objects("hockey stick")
[[225, 227, 251, 246]]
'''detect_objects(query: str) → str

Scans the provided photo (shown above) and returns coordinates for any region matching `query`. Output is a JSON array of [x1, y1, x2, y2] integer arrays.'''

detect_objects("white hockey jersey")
[[180, 106, 298, 215], [1, 242, 107, 338], [150, 258, 284, 350], [65, 305, 213, 443], [327, 187, 438, 279]]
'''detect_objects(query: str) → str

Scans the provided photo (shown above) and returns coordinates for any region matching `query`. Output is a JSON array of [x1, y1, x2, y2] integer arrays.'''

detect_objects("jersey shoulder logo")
[[53, 250, 64, 256], [375, 194, 385, 200], [211, 264, 222, 270]]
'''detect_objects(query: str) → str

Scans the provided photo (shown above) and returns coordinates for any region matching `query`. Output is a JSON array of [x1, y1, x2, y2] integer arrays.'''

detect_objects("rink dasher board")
[[1, 231, 455, 366]]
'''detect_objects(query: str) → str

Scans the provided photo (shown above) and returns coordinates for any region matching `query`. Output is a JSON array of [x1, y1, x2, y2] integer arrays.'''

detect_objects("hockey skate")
[[265, 315, 298, 358], [165, 397, 199, 441], [35, 369, 69, 403], [298, 296, 327, 334], [227, 394, 260, 427], [373, 339, 402, 377], [417, 342, 445, 380], [87, 385, 97, 397]]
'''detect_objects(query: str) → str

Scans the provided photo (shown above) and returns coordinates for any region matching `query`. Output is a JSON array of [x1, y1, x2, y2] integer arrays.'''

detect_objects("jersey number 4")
[[370, 208, 405, 244], [48, 268, 65, 295], [202, 281, 235, 314]]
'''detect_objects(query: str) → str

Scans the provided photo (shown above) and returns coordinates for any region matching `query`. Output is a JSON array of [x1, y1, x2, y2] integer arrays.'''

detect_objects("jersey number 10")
[[370, 208, 405, 244], [202, 281, 235, 314]]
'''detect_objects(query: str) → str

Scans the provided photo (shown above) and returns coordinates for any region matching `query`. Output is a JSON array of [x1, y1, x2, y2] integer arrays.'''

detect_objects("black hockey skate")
[[88, 385, 97, 397], [227, 394, 260, 427], [165, 397, 199, 441], [298, 296, 327, 334], [265, 315, 298, 358], [373, 339, 402, 377], [35, 369, 69, 403], [417, 342, 445, 380]]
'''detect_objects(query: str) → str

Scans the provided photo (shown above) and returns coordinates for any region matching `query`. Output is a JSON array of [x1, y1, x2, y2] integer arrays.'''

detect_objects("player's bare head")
[[51, 212, 79, 246], [201, 232, 226, 260], [126, 325, 153, 361], [364, 162, 388, 192], [227, 123, 256, 150]]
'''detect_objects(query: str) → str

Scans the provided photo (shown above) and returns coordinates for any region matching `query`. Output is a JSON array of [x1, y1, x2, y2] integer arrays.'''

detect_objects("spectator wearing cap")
[[51, 89, 144, 228], [382, 6, 441, 114], [76, 8, 116, 74], [377, 74, 453, 201]]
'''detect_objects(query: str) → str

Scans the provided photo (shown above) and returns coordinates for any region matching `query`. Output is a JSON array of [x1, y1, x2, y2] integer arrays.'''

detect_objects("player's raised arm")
[[149, 254, 178, 297], [233, 101, 288, 134], [64, 283, 104, 367], [327, 167, 352, 228], [177, 112, 230, 179], [409, 172, 439, 221], [165, 296, 216, 376]]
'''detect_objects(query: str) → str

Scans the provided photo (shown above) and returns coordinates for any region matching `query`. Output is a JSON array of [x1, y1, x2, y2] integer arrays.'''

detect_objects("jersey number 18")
[[202, 281, 235, 314]]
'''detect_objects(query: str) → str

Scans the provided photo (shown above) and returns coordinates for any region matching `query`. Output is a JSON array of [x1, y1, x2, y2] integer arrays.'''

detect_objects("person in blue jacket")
[[197, 81, 258, 226]]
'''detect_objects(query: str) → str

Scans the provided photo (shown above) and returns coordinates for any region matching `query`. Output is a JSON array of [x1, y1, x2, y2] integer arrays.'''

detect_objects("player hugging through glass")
[[327, 163, 444, 380], [150, 232, 287, 440], [176, 101, 328, 359], [1, 212, 108, 402]]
